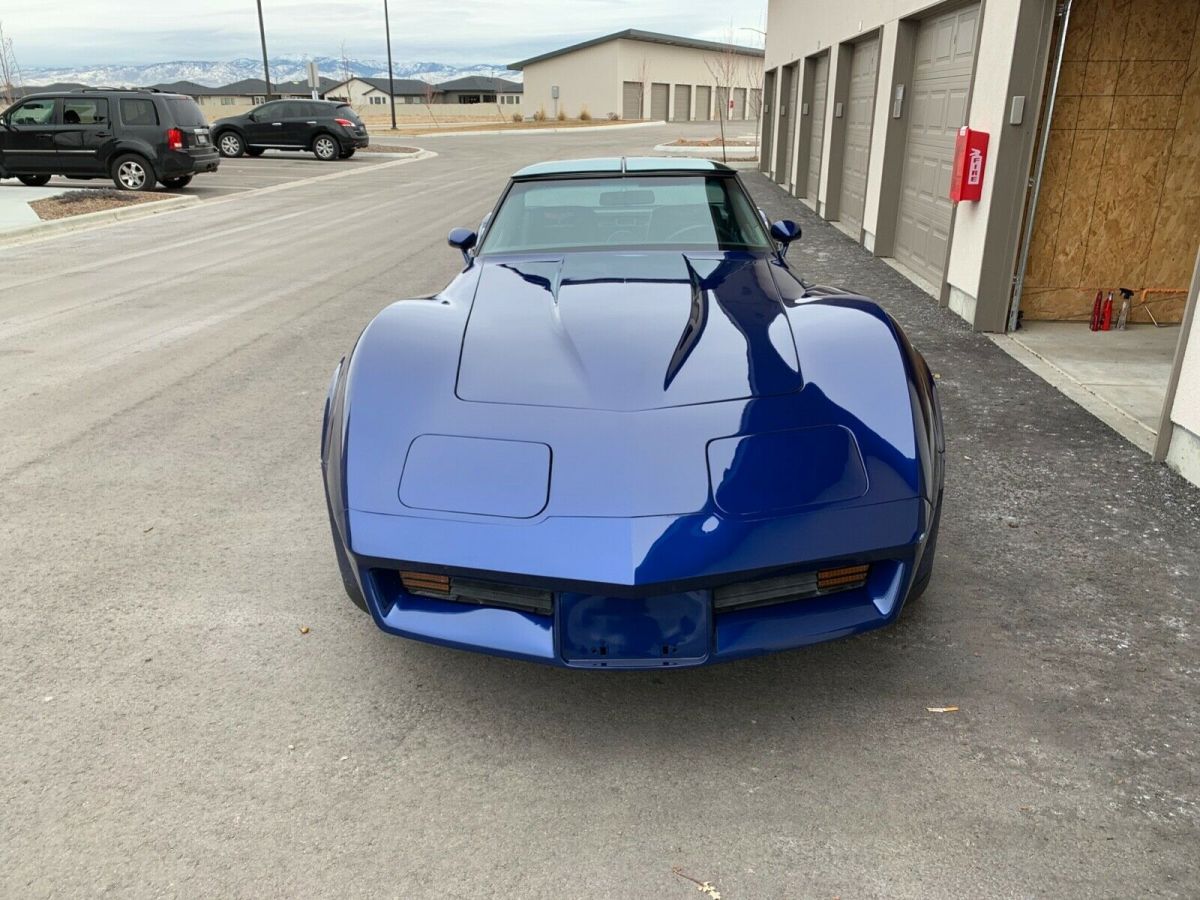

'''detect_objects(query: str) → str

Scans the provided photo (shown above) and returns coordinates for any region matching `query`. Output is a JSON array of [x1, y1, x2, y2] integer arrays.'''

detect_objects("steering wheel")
[[665, 224, 713, 242]]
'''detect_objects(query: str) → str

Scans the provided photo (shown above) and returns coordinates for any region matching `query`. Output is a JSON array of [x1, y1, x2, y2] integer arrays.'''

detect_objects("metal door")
[[650, 83, 669, 121], [760, 70, 776, 174], [894, 4, 979, 286], [622, 82, 643, 120], [673, 84, 691, 121], [775, 63, 797, 186], [732, 88, 747, 120], [838, 36, 880, 234], [807, 54, 829, 204], [695, 85, 712, 121], [1, 96, 58, 172]]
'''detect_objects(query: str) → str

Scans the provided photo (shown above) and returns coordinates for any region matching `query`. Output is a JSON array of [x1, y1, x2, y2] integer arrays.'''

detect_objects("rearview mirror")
[[769, 220, 802, 257], [448, 227, 477, 264]]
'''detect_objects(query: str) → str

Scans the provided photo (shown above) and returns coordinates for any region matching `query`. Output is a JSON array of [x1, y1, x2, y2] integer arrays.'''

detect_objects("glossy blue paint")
[[321, 162, 945, 668]]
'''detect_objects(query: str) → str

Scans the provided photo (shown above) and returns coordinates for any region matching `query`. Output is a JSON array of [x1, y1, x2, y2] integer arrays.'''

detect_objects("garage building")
[[511, 29, 763, 122], [762, 0, 1200, 490]]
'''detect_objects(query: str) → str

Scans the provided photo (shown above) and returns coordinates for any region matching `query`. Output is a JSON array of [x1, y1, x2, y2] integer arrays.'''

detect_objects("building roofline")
[[508, 28, 764, 70]]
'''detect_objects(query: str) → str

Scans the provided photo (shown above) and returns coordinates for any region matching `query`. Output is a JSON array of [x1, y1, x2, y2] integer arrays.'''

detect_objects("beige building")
[[763, 0, 1200, 487], [511, 29, 763, 122]]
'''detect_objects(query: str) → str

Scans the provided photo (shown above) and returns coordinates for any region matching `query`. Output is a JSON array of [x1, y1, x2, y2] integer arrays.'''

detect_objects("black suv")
[[211, 99, 369, 161], [0, 88, 219, 191]]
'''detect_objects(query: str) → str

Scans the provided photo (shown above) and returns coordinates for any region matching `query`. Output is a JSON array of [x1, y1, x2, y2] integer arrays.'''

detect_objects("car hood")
[[455, 252, 802, 411]]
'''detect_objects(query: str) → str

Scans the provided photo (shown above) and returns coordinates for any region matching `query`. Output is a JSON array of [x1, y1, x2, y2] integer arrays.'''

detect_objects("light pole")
[[255, 0, 273, 98], [384, 0, 397, 129]]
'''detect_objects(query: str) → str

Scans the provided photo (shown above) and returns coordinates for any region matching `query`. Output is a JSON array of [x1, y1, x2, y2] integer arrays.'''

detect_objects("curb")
[[0, 194, 200, 246], [652, 142, 759, 159], [406, 121, 668, 138]]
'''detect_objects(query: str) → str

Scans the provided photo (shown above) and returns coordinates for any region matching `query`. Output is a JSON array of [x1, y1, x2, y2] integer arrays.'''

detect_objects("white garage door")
[[673, 84, 691, 121], [838, 36, 880, 235], [696, 85, 712, 121], [806, 54, 829, 204], [894, 4, 979, 286], [650, 83, 669, 121], [622, 81, 643, 120]]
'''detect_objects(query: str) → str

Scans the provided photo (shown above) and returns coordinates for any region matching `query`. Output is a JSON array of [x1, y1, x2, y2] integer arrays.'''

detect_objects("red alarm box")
[[949, 126, 989, 203]]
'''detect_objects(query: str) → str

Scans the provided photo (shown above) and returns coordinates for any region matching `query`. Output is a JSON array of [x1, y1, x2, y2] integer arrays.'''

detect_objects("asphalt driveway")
[[1, 123, 1197, 899]]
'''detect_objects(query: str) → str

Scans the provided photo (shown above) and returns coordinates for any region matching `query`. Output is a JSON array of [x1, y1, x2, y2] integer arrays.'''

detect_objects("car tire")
[[245, 147, 264, 157], [217, 131, 245, 158], [111, 154, 156, 191], [339, 148, 356, 159], [907, 489, 943, 604], [17, 174, 51, 187], [312, 134, 339, 161], [160, 175, 193, 190]]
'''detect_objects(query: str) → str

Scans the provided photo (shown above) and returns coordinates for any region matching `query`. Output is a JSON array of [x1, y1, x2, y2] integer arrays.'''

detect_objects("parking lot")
[[0, 146, 424, 205], [1, 120, 1198, 898]]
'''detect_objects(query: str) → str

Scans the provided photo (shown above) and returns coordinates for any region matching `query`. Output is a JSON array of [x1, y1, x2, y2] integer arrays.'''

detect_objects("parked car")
[[0, 88, 218, 191], [321, 158, 946, 669], [210, 99, 369, 161]]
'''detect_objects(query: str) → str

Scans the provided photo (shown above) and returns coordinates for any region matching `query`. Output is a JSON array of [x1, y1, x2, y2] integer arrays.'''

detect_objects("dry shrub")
[[579, 107, 592, 121]]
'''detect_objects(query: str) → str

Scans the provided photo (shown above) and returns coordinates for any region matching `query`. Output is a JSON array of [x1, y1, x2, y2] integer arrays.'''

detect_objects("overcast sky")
[[4, 0, 768, 67]]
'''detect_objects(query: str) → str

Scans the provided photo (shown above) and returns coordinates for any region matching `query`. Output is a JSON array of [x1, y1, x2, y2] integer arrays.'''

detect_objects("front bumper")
[[356, 554, 918, 669]]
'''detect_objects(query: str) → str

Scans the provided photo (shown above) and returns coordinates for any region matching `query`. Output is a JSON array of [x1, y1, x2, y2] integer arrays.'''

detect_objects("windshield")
[[479, 175, 772, 254]]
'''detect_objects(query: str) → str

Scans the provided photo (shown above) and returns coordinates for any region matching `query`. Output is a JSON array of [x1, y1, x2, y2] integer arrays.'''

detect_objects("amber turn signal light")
[[817, 564, 870, 590], [400, 571, 451, 597]]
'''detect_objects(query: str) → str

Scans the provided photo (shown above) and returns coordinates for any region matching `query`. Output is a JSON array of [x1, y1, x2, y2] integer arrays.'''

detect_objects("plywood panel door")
[[894, 4, 979, 286], [807, 54, 830, 205], [838, 36, 880, 235]]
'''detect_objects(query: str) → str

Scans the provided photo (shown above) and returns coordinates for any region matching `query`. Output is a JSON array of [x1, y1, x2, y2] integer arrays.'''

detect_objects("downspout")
[[1006, 0, 1073, 332]]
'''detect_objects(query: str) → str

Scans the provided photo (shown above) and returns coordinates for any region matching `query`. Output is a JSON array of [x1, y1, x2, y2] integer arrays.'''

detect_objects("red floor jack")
[[1090, 290, 1103, 331]]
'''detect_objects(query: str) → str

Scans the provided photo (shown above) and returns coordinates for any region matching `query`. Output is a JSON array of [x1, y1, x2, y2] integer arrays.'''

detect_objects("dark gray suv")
[[0, 88, 220, 191], [211, 99, 369, 161]]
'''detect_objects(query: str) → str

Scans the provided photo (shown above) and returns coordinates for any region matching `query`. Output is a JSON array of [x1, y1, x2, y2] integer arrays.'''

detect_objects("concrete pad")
[[998, 321, 1180, 444], [0, 183, 71, 230]]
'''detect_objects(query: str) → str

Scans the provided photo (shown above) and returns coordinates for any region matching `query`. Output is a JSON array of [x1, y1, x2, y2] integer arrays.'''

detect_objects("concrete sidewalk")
[[0, 182, 70, 230]]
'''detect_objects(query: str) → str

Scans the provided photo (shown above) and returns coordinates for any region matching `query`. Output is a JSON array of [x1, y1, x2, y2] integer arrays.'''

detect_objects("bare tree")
[[422, 80, 440, 126], [0, 21, 22, 108], [339, 42, 359, 115], [705, 31, 741, 163]]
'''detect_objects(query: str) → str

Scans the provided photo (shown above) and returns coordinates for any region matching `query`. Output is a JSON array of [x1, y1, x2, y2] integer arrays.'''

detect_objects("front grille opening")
[[398, 570, 553, 616], [713, 564, 870, 613]]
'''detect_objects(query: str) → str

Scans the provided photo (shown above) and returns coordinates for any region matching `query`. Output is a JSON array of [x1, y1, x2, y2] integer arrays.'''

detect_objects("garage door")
[[650, 83, 669, 121], [806, 54, 829, 203], [776, 63, 798, 187], [838, 36, 880, 234], [732, 88, 747, 120], [696, 85, 712, 121], [894, 4, 979, 286], [673, 84, 691, 121], [622, 81, 643, 120]]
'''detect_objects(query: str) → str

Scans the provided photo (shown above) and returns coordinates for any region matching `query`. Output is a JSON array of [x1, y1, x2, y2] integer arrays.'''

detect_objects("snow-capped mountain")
[[21, 57, 521, 87]]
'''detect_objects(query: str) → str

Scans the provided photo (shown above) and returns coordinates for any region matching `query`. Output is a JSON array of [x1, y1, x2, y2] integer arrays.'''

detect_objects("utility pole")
[[255, 0, 273, 99], [383, 0, 397, 129]]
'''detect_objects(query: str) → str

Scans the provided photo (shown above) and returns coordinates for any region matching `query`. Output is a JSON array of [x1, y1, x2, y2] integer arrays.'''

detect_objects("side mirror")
[[448, 227, 477, 264], [769, 220, 802, 257]]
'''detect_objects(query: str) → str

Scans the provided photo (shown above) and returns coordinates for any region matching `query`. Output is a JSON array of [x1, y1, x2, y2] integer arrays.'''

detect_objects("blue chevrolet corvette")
[[322, 157, 945, 668]]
